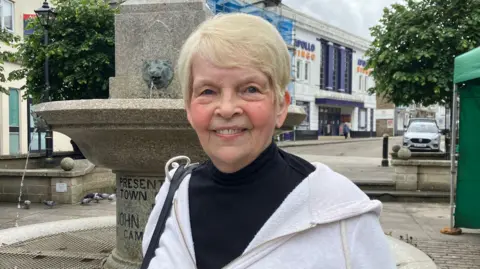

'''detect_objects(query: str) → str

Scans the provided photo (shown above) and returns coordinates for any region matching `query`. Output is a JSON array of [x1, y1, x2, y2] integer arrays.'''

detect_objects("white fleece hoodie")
[[142, 162, 397, 269]]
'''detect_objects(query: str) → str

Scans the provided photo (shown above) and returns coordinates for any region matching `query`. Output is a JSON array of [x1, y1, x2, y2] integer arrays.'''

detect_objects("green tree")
[[0, 29, 21, 95], [366, 0, 480, 106], [10, 0, 117, 103]]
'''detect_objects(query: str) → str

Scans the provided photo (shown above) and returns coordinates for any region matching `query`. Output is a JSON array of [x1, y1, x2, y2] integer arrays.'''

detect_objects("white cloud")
[[282, 0, 402, 39]]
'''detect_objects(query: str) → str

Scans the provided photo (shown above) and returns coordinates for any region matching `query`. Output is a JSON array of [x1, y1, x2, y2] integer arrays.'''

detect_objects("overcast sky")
[[282, 0, 402, 39]]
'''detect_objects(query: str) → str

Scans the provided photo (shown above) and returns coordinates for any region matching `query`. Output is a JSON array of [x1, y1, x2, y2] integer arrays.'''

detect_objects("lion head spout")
[[142, 59, 174, 90]]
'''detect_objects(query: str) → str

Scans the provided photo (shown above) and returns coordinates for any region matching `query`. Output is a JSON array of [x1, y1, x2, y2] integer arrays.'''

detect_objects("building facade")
[[375, 95, 400, 137], [0, 0, 71, 155], [282, 6, 376, 139], [375, 96, 447, 137]]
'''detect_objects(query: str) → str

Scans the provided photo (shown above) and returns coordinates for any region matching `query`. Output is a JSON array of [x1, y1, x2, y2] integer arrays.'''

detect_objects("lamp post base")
[[45, 129, 53, 158], [43, 157, 55, 168]]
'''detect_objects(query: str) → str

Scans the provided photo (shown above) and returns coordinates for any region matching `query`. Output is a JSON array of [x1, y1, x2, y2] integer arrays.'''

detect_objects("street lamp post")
[[35, 1, 56, 160]]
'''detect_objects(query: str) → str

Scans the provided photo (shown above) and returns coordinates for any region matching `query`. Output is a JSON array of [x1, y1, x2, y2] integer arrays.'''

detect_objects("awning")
[[315, 98, 364, 108], [454, 47, 480, 84]]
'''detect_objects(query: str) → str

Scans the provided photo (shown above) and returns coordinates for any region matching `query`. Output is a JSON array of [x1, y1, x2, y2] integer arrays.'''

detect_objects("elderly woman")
[[142, 13, 396, 269]]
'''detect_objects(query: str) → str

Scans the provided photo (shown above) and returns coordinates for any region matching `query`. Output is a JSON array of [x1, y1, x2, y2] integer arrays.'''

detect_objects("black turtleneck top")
[[188, 142, 315, 269]]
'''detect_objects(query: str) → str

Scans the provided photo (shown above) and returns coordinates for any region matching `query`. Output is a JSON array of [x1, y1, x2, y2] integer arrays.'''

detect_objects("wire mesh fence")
[[0, 226, 115, 269]]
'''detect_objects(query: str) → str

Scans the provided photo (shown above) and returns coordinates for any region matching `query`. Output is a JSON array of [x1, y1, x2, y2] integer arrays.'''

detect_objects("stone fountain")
[[33, 0, 306, 268]]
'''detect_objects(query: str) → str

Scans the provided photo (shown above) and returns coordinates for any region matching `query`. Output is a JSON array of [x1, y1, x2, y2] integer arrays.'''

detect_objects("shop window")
[[289, 49, 296, 80], [304, 61, 309, 81], [9, 88, 19, 127], [345, 49, 352, 93], [296, 59, 302, 80], [1, 0, 14, 32], [27, 97, 47, 153], [332, 47, 338, 90], [359, 108, 367, 129], [359, 75, 363, 91], [319, 42, 327, 89], [9, 88, 19, 154]]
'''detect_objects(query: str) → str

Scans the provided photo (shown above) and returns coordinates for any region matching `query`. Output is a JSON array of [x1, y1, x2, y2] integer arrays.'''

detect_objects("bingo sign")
[[23, 14, 36, 37], [295, 39, 316, 61], [357, 59, 372, 76]]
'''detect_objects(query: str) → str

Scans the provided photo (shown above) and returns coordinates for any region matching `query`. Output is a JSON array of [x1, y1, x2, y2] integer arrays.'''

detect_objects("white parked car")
[[403, 121, 442, 152]]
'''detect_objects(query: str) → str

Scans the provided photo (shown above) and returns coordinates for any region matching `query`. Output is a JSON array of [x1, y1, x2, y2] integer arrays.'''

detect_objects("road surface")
[[283, 137, 403, 183], [284, 137, 403, 158]]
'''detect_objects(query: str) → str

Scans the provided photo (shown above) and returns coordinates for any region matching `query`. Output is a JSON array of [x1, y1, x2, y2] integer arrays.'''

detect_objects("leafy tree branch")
[[366, 0, 480, 106], [12, 0, 118, 103]]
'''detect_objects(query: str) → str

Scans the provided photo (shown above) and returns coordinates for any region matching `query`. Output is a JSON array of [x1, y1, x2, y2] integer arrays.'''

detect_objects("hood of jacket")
[[242, 161, 382, 253]]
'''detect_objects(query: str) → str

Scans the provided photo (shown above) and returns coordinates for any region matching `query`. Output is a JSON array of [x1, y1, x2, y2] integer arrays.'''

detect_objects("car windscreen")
[[407, 123, 438, 133]]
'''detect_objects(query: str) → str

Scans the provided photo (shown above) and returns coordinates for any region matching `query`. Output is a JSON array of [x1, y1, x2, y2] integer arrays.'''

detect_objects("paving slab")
[[381, 202, 480, 269], [0, 202, 116, 230]]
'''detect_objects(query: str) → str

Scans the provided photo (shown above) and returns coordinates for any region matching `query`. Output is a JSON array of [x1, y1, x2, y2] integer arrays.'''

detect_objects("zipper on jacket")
[[222, 223, 318, 269], [173, 199, 197, 268]]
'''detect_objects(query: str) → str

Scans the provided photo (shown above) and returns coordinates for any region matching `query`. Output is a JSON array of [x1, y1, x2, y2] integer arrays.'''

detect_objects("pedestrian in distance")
[[343, 122, 350, 139], [142, 13, 396, 269]]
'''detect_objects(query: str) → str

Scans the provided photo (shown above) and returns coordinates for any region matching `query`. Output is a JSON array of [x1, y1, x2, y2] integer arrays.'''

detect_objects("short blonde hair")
[[177, 13, 291, 105]]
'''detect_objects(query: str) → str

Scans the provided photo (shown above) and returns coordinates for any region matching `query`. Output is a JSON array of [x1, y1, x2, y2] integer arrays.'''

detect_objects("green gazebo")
[[449, 47, 480, 230]]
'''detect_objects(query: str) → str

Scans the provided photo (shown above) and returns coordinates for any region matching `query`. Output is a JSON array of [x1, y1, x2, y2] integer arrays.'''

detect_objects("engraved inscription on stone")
[[118, 213, 143, 241], [117, 176, 163, 242], [119, 177, 157, 201]]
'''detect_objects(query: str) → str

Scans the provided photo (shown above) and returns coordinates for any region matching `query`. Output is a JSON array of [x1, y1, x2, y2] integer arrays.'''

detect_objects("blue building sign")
[[357, 59, 367, 67], [206, 0, 294, 45], [295, 39, 315, 52]]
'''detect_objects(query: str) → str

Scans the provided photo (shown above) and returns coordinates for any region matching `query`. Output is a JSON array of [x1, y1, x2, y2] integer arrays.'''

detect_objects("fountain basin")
[[34, 99, 306, 172], [34, 99, 204, 173]]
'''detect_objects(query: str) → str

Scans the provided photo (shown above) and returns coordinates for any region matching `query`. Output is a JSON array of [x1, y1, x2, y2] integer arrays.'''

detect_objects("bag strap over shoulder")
[[140, 163, 198, 269]]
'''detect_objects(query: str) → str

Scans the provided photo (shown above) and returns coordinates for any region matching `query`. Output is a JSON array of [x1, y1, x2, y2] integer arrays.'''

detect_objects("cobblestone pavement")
[[415, 240, 480, 269], [381, 202, 480, 269]]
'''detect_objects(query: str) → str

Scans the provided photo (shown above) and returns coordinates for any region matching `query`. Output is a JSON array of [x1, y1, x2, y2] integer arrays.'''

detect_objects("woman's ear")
[[275, 91, 290, 128], [185, 101, 194, 127], [284, 91, 291, 105]]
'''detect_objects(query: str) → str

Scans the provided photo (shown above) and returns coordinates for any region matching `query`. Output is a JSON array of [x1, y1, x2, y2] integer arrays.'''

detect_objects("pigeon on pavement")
[[83, 193, 95, 199], [43, 200, 56, 208], [23, 200, 31, 209], [81, 198, 92, 205], [93, 193, 103, 203]]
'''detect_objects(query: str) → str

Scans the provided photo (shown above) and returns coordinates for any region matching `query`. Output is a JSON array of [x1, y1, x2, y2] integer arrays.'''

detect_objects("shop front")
[[316, 98, 364, 136], [318, 107, 341, 136]]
